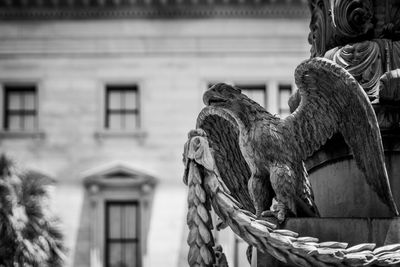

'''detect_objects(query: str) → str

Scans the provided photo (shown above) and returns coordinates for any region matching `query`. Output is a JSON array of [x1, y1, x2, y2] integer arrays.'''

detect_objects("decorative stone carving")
[[375, 1, 400, 40], [214, 245, 229, 267], [183, 129, 225, 267], [324, 40, 382, 100], [330, 0, 373, 38], [308, 0, 400, 130], [323, 39, 400, 103], [308, 0, 400, 57], [380, 69, 400, 104], [183, 58, 400, 266], [183, 1, 400, 266], [393, 42, 400, 69], [200, 58, 398, 223], [308, 0, 333, 57], [374, 70, 400, 129], [183, 128, 400, 267], [0, 1, 309, 19]]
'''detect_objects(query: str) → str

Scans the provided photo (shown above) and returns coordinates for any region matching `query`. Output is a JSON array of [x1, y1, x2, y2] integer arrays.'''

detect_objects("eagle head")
[[203, 83, 243, 106], [203, 83, 267, 128], [203, 83, 258, 112]]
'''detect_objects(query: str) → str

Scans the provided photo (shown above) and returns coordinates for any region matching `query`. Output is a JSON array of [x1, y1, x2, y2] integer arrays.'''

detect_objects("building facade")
[[0, 2, 310, 267]]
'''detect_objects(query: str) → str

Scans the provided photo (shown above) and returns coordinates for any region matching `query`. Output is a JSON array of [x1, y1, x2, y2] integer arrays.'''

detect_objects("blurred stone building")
[[0, 1, 309, 267]]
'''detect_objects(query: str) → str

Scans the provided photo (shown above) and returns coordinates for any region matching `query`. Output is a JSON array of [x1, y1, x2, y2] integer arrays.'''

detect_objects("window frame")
[[95, 82, 147, 139], [3, 84, 38, 131], [105, 85, 140, 131], [105, 201, 141, 267], [0, 82, 44, 138], [83, 164, 158, 267]]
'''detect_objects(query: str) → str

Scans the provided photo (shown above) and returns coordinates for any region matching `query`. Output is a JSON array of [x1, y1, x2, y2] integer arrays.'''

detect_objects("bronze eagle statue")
[[196, 57, 399, 223]]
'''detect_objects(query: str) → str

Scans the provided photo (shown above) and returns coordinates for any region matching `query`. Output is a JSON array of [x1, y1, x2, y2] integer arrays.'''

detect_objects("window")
[[106, 201, 140, 267], [278, 84, 292, 117], [3, 85, 37, 131], [236, 84, 267, 108], [83, 163, 158, 267], [105, 85, 139, 131]]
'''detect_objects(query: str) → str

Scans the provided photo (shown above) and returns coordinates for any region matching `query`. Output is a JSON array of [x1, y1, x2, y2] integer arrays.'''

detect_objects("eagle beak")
[[203, 90, 227, 106]]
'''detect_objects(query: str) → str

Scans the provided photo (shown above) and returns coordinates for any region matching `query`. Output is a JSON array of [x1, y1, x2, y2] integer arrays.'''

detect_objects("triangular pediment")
[[82, 161, 157, 188]]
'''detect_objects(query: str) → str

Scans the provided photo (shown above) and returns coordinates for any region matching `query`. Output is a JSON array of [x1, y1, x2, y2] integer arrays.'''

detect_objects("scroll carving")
[[376, 1, 400, 40], [330, 0, 373, 38], [308, 0, 333, 57], [308, 0, 400, 57]]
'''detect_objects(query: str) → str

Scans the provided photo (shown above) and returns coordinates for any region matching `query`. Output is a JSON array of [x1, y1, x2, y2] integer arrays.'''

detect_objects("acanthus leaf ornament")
[[324, 40, 382, 100], [308, 0, 333, 57]]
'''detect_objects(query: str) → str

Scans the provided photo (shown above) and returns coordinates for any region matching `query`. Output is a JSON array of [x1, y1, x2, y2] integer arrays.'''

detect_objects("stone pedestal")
[[306, 131, 400, 217]]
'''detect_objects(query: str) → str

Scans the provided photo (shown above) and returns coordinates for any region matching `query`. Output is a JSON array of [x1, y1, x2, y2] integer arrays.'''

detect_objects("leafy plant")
[[0, 155, 65, 267]]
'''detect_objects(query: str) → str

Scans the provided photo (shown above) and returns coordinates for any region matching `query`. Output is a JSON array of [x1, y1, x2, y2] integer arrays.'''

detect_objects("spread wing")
[[282, 57, 399, 216], [196, 108, 255, 214]]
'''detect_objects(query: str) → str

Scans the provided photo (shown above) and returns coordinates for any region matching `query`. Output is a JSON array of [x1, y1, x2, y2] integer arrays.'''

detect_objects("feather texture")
[[285, 57, 398, 215], [197, 57, 398, 221]]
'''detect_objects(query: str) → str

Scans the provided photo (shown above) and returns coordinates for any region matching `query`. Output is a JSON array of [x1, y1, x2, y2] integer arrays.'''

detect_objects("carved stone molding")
[[309, 3, 400, 129], [331, 0, 373, 38], [0, 2, 309, 19], [308, 0, 400, 57], [324, 40, 383, 100], [0, 0, 306, 6], [380, 70, 400, 104], [308, 0, 333, 57], [322, 39, 400, 128]]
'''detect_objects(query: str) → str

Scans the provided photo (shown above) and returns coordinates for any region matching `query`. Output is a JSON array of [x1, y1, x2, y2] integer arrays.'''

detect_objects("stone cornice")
[[0, 2, 309, 19]]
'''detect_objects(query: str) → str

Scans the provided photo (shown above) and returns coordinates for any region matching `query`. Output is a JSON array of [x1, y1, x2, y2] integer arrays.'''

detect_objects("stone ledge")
[[0, 130, 46, 139], [0, 5, 309, 20], [94, 129, 148, 139]]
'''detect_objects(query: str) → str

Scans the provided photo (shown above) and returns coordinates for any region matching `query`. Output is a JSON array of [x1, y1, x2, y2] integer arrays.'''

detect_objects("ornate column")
[[306, 0, 400, 218]]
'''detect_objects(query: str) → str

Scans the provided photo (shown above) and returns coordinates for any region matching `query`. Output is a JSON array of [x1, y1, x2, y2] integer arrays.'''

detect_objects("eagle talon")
[[260, 199, 287, 224], [260, 210, 281, 225], [260, 210, 275, 217], [258, 210, 278, 225]]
